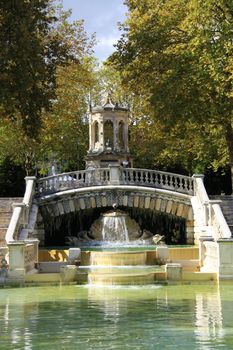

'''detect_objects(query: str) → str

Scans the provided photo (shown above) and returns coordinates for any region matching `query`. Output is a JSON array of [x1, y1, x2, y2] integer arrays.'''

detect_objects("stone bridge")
[[32, 167, 194, 244], [37, 167, 194, 217], [5, 166, 232, 247], [3, 166, 233, 281], [2, 168, 229, 250]]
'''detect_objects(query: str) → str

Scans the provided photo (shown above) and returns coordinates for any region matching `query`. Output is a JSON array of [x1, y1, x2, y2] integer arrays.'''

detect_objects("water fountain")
[[75, 99, 166, 285], [90, 209, 151, 244], [77, 207, 165, 285]]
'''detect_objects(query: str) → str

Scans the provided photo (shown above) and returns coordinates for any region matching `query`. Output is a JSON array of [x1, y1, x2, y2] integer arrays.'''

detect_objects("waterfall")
[[101, 215, 129, 242]]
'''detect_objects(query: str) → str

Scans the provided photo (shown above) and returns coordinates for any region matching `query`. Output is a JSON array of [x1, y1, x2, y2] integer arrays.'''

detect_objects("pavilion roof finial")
[[103, 92, 115, 109]]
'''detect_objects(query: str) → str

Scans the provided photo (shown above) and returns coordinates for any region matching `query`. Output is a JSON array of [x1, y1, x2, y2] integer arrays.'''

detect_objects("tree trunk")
[[225, 122, 233, 194]]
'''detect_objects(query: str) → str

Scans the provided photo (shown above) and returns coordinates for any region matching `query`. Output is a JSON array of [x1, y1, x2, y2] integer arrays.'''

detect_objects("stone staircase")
[[211, 195, 233, 236], [0, 198, 22, 246]]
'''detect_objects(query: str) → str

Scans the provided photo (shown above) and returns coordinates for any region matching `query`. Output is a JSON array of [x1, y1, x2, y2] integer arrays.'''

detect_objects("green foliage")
[[0, 1, 96, 176], [110, 0, 233, 189], [0, 0, 95, 137]]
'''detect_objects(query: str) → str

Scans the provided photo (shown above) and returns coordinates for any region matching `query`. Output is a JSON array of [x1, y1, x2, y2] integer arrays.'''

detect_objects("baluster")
[[124, 170, 129, 183], [154, 172, 158, 186], [170, 176, 175, 189], [104, 170, 107, 183], [173, 176, 178, 190], [122, 169, 126, 183], [161, 174, 164, 186], [100, 170, 103, 183], [145, 171, 149, 184], [127, 169, 130, 183], [134, 170, 139, 183], [184, 178, 188, 191], [128, 170, 133, 184]]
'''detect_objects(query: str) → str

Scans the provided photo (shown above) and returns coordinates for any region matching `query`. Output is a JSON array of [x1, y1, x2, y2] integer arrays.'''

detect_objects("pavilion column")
[[99, 120, 104, 151], [114, 120, 119, 150], [124, 122, 129, 152]]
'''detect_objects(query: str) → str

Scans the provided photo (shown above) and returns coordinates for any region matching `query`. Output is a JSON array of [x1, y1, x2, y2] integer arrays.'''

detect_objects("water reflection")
[[195, 288, 224, 349], [0, 284, 233, 349]]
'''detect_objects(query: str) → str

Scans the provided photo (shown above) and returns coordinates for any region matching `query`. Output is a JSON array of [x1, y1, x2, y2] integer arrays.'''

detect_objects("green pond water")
[[1, 283, 233, 349]]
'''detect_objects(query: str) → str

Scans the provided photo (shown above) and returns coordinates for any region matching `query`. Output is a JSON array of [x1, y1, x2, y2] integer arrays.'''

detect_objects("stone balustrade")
[[37, 167, 194, 196], [37, 168, 110, 195], [209, 201, 232, 240], [6, 177, 37, 243], [122, 168, 194, 194], [193, 175, 232, 240]]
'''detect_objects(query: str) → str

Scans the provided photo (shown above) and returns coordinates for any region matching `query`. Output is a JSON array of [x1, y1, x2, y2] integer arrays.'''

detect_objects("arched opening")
[[118, 121, 125, 149], [104, 120, 114, 147], [94, 121, 99, 144], [43, 206, 187, 246]]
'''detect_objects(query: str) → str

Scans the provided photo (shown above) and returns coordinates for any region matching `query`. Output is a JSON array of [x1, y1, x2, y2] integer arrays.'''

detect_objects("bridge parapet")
[[37, 167, 194, 196]]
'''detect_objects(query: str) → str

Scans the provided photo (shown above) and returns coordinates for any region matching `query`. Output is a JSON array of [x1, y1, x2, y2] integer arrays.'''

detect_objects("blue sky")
[[62, 0, 127, 61]]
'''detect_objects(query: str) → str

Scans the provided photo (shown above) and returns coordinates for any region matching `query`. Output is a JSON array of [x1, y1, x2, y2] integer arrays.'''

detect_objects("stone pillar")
[[125, 121, 129, 152], [7, 241, 26, 282], [166, 263, 182, 281], [25, 239, 39, 265], [217, 239, 233, 280], [156, 245, 169, 264], [68, 248, 81, 264], [199, 236, 214, 270], [113, 120, 119, 150], [99, 119, 104, 151], [109, 165, 120, 185]]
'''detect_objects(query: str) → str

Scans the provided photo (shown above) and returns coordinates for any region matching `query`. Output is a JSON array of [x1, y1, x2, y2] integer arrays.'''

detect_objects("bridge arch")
[[37, 186, 195, 245]]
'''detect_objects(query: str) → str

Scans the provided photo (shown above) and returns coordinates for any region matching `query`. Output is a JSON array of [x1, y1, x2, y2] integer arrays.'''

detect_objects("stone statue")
[[152, 234, 165, 245]]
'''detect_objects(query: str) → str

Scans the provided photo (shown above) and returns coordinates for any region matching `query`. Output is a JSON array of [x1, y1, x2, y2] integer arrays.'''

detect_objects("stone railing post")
[[24, 238, 39, 266], [7, 241, 26, 282], [7, 239, 39, 282], [217, 239, 233, 279], [192, 174, 209, 226], [192, 174, 204, 195], [109, 165, 121, 185], [199, 236, 213, 269]]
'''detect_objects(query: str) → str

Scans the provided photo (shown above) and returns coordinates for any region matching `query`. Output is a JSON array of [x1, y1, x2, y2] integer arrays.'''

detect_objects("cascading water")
[[88, 209, 152, 246], [76, 209, 164, 285], [101, 212, 129, 242]]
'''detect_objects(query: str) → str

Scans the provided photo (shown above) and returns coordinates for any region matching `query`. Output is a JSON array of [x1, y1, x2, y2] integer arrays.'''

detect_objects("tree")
[[0, 0, 94, 137], [0, 2, 96, 176], [110, 0, 233, 191]]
